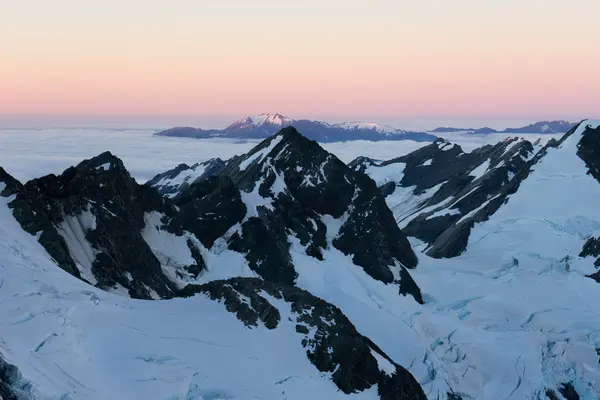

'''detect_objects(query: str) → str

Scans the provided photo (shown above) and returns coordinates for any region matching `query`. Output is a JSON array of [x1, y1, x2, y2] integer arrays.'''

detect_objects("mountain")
[[349, 136, 544, 257], [351, 120, 600, 398], [503, 120, 576, 134], [155, 113, 437, 143], [3, 121, 600, 399], [431, 120, 576, 134], [0, 127, 427, 399]]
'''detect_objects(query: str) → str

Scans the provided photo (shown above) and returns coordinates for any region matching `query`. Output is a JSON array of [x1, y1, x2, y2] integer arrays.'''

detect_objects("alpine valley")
[[1, 120, 600, 400]]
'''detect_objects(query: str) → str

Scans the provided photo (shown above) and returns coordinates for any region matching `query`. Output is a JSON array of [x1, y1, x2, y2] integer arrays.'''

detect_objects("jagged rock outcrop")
[[3, 152, 191, 299], [0, 168, 22, 197], [350, 137, 541, 257], [214, 127, 421, 300], [179, 277, 427, 400]]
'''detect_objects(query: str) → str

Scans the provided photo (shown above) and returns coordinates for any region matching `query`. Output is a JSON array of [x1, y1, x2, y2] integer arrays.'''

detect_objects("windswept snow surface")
[[0, 197, 380, 400], [408, 121, 600, 398]]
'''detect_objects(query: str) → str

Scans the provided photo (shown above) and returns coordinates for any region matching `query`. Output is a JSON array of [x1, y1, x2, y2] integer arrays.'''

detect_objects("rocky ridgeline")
[[350, 128, 590, 258]]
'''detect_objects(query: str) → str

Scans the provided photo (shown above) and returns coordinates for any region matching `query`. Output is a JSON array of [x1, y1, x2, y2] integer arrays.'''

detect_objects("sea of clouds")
[[0, 127, 559, 183]]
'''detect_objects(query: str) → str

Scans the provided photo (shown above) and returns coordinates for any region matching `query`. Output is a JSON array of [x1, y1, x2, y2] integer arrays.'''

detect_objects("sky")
[[1, 0, 599, 125]]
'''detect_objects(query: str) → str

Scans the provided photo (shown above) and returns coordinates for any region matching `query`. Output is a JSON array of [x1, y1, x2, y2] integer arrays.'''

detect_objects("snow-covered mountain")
[[431, 120, 576, 134], [349, 136, 546, 257], [155, 113, 437, 143], [2, 120, 600, 399], [0, 127, 427, 399]]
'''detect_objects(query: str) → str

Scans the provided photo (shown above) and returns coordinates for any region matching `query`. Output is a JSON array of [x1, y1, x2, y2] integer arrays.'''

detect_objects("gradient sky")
[[2, 0, 599, 120]]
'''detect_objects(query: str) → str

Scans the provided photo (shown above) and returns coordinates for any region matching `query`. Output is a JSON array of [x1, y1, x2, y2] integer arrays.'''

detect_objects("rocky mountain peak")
[[0, 167, 22, 197]]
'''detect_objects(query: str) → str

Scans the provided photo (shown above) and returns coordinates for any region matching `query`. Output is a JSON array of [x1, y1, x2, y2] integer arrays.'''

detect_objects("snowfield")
[[0, 193, 382, 400], [0, 122, 598, 399]]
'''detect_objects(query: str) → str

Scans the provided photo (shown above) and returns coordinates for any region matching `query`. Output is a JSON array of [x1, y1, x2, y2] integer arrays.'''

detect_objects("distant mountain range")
[[431, 120, 576, 134], [155, 113, 437, 142]]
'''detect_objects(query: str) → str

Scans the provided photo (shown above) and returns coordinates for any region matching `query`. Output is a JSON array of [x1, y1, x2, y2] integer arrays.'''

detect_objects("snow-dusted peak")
[[229, 113, 294, 129], [334, 122, 400, 135]]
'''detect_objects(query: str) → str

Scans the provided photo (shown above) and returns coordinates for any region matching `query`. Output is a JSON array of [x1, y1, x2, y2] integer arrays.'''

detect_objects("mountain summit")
[[155, 114, 437, 143], [227, 113, 293, 129]]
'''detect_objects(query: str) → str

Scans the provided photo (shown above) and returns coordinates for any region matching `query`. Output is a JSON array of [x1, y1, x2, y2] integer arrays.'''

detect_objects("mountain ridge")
[[431, 120, 576, 134], [2, 121, 600, 399], [155, 113, 437, 143]]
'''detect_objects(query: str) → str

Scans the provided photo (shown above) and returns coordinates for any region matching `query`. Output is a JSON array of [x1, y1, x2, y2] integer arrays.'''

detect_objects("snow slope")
[[408, 121, 600, 398], [3, 122, 600, 399], [0, 194, 401, 400]]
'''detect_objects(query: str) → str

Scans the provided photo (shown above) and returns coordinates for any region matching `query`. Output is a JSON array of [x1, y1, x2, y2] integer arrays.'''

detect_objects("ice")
[[154, 163, 209, 197], [55, 205, 99, 285], [370, 349, 397, 376], [238, 135, 284, 171], [425, 207, 461, 220], [96, 162, 110, 171], [363, 162, 405, 186], [469, 158, 491, 180]]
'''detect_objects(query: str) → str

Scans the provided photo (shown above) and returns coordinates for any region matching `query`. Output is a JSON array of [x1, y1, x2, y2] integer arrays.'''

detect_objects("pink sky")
[[2, 0, 599, 119]]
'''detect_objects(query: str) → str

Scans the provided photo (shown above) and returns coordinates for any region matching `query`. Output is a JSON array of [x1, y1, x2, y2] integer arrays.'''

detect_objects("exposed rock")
[[351, 137, 541, 258], [216, 127, 421, 301], [179, 277, 427, 400], [6, 152, 182, 299], [0, 168, 22, 197], [576, 123, 600, 183], [0, 354, 31, 400], [169, 175, 246, 248], [558, 382, 580, 400]]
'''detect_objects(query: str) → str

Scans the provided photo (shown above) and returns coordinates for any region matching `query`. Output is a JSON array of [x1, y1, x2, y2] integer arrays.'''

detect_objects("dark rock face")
[[580, 237, 600, 281], [169, 175, 246, 248], [146, 158, 226, 197], [576, 123, 600, 183], [0, 354, 31, 400], [6, 152, 184, 299], [179, 277, 427, 400], [558, 382, 581, 400], [215, 127, 421, 301], [0, 168, 22, 197]]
